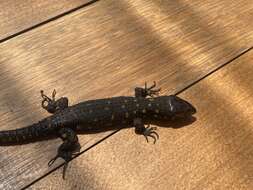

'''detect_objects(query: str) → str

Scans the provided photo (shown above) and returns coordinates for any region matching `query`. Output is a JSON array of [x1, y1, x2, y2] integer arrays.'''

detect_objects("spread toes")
[[143, 125, 159, 144]]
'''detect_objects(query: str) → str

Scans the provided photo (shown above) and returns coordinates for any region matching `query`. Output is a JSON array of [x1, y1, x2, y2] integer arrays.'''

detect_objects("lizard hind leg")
[[40, 89, 69, 114], [48, 128, 80, 179]]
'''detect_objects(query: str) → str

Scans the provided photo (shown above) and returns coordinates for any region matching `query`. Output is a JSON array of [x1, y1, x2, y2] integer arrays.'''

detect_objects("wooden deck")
[[0, 0, 252, 189]]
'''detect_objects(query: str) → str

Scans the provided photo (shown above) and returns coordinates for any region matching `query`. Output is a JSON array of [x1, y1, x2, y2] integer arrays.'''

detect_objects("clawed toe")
[[41, 89, 57, 113], [145, 81, 161, 97], [48, 151, 75, 179], [143, 125, 159, 144], [48, 154, 59, 167]]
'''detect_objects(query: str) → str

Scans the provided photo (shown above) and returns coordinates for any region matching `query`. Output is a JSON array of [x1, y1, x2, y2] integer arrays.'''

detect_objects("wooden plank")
[[30, 47, 253, 190], [0, 0, 252, 189], [0, 0, 94, 41]]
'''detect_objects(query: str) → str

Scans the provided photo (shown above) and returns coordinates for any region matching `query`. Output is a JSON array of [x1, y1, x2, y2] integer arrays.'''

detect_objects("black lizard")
[[0, 82, 196, 178]]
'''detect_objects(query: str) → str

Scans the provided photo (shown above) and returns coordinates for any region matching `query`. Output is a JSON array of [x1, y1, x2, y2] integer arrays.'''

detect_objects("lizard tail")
[[0, 119, 56, 145]]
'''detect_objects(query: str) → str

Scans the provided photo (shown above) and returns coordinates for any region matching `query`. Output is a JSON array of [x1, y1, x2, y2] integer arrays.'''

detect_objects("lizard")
[[0, 82, 196, 178]]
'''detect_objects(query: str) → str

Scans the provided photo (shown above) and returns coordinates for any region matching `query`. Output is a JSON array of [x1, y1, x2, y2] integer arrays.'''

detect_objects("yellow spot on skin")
[[111, 114, 115, 120], [125, 112, 129, 118], [142, 109, 146, 113], [155, 109, 159, 113], [121, 105, 126, 109]]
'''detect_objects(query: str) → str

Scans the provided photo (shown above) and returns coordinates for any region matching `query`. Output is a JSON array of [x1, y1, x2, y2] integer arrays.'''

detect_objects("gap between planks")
[[0, 0, 101, 44]]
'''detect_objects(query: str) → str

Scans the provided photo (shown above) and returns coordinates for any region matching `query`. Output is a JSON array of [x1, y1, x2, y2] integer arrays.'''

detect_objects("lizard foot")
[[134, 118, 159, 144], [143, 124, 159, 144], [48, 128, 80, 179], [135, 81, 161, 98], [40, 89, 68, 114], [48, 142, 80, 179]]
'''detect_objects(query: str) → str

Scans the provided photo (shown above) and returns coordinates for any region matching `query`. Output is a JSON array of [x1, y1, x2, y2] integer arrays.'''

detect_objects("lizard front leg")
[[134, 118, 159, 144], [40, 89, 69, 114], [48, 128, 80, 179], [134, 81, 161, 98]]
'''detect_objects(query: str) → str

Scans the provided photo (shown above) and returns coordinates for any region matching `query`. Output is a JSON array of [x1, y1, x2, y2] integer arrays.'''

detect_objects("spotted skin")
[[0, 82, 196, 179], [0, 96, 194, 145]]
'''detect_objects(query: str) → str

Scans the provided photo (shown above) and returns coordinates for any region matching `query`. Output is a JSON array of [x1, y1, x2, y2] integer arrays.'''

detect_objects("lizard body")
[[0, 82, 196, 178]]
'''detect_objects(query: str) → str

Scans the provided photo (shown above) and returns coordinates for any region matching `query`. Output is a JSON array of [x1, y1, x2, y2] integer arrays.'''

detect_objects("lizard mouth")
[[170, 114, 196, 128], [170, 111, 196, 123], [152, 114, 196, 129], [176, 110, 196, 118], [189, 105, 197, 115]]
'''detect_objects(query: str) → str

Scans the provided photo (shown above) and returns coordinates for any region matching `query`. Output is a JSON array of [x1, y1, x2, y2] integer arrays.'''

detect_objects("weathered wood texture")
[[31, 47, 253, 190], [0, 0, 92, 41], [0, 0, 252, 189]]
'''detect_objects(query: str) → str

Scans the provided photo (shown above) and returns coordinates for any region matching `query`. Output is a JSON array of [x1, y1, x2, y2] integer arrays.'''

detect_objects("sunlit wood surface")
[[0, 0, 252, 189], [0, 0, 93, 41], [31, 51, 253, 190]]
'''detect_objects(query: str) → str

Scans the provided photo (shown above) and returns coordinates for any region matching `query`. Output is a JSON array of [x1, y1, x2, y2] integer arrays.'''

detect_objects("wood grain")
[[30, 46, 253, 190], [0, 0, 252, 189], [0, 0, 93, 41]]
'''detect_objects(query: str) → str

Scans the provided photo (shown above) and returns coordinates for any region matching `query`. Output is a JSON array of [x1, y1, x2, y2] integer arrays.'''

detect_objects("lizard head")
[[166, 95, 196, 120], [147, 95, 196, 127]]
